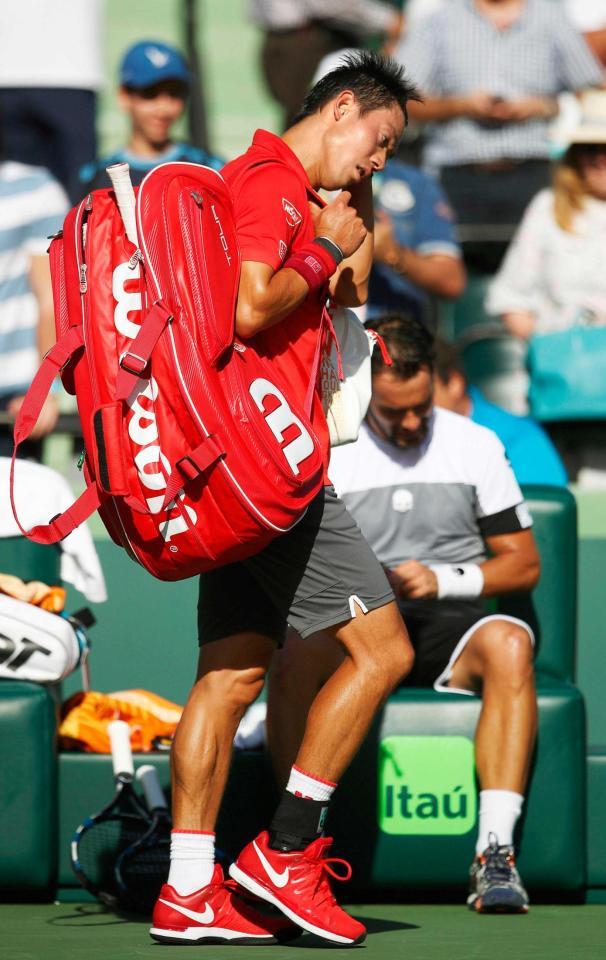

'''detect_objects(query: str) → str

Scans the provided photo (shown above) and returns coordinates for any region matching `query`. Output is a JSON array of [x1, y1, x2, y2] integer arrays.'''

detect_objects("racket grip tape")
[[108, 720, 134, 779], [106, 161, 139, 247], [136, 764, 169, 812]]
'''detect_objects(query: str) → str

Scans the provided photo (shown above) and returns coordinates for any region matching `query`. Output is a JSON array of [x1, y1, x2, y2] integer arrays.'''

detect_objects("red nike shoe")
[[150, 864, 300, 944], [229, 831, 366, 945]]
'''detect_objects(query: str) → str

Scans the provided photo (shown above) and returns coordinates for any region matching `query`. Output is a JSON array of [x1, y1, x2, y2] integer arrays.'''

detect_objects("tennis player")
[[151, 52, 420, 946]]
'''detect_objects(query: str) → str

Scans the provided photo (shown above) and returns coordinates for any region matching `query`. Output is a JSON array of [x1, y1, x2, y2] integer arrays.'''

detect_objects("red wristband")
[[284, 241, 338, 294]]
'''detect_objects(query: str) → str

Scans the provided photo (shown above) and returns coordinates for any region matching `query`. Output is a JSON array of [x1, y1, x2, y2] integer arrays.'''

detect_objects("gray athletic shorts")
[[197, 486, 394, 646]]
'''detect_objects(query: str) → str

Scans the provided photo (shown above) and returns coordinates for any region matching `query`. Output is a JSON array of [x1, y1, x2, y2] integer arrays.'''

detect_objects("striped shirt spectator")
[[398, 0, 603, 169], [396, 0, 603, 265], [0, 162, 68, 455]]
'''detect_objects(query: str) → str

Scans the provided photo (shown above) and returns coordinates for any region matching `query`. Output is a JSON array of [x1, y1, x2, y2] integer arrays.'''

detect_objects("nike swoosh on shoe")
[[159, 899, 215, 924], [253, 840, 290, 888]]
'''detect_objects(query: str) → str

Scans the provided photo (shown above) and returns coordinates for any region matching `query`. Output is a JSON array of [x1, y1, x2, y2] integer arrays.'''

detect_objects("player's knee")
[[366, 631, 414, 696], [387, 633, 415, 687], [480, 623, 534, 683], [196, 665, 267, 717]]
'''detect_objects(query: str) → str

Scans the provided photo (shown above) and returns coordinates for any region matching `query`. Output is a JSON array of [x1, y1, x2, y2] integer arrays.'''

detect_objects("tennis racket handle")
[[137, 764, 169, 812], [108, 720, 134, 779], [106, 161, 139, 246]]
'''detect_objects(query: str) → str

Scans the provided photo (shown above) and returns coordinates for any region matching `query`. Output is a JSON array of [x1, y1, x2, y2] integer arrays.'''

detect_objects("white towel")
[[0, 457, 107, 602]]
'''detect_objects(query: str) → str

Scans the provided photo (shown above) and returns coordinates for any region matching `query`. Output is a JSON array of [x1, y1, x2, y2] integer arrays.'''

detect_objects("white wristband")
[[429, 564, 484, 600]]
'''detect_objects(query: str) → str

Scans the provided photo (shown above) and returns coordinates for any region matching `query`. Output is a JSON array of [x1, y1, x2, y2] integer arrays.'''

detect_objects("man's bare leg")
[[267, 628, 344, 788], [286, 600, 412, 783], [448, 619, 537, 794], [450, 618, 536, 911], [171, 631, 275, 831]]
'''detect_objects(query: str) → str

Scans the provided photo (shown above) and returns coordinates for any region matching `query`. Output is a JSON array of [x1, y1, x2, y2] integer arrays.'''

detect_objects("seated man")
[[432, 336, 567, 486], [268, 314, 540, 914], [369, 158, 466, 326]]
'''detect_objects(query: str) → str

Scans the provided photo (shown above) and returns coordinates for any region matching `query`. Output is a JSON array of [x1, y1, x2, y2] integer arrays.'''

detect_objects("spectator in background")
[[397, 0, 603, 270], [248, 1, 404, 128], [432, 337, 568, 486], [486, 91, 606, 483], [0, 154, 69, 460], [0, 1, 104, 204], [487, 92, 606, 339], [80, 41, 222, 195], [369, 158, 466, 325], [269, 315, 540, 914]]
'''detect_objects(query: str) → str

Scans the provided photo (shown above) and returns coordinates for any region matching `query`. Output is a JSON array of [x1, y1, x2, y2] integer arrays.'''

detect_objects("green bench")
[[0, 487, 593, 899]]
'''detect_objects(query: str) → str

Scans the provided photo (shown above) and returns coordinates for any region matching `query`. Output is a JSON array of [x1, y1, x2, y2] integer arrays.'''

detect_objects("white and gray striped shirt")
[[396, 0, 603, 168], [0, 163, 68, 399], [247, 0, 395, 34]]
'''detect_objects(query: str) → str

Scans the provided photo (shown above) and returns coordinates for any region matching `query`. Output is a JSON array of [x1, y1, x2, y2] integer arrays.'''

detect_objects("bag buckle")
[[176, 455, 201, 480], [119, 351, 147, 376]]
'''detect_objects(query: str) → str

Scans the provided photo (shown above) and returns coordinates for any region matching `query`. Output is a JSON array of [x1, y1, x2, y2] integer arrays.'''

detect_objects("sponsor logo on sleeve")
[[515, 503, 532, 528], [282, 197, 302, 227]]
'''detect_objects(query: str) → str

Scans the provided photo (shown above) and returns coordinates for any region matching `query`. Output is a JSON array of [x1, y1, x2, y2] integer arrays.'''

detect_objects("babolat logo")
[[0, 632, 50, 672], [378, 735, 476, 836]]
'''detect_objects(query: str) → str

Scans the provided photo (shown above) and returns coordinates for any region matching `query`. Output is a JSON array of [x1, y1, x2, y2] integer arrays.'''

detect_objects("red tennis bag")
[[10, 163, 325, 579]]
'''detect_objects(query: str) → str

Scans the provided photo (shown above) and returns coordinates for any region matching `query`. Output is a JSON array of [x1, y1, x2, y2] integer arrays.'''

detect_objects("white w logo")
[[249, 378, 314, 476]]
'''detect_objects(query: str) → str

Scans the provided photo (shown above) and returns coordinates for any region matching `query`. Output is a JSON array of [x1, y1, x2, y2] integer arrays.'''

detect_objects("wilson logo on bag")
[[10, 163, 324, 579]]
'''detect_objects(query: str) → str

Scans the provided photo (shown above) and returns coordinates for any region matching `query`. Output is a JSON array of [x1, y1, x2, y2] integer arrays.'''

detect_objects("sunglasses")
[[576, 143, 606, 159], [124, 81, 189, 101]]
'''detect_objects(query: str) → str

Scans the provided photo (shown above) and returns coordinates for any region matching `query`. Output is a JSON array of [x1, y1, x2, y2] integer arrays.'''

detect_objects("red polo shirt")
[[222, 129, 331, 474]]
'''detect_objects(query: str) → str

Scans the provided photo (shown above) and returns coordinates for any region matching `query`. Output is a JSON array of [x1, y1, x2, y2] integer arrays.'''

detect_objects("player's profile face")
[[368, 367, 434, 448], [322, 97, 404, 191]]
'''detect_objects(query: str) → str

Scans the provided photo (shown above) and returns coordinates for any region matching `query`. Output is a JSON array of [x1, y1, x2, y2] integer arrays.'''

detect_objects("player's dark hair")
[[433, 336, 466, 383], [369, 314, 435, 378], [291, 51, 421, 127]]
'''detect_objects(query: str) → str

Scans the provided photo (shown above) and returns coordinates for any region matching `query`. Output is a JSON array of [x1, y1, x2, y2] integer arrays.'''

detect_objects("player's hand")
[[314, 191, 367, 259], [389, 560, 439, 600], [8, 393, 59, 440]]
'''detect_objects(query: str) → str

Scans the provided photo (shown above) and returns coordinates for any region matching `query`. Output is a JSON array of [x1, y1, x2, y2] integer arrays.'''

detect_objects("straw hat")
[[565, 90, 606, 146]]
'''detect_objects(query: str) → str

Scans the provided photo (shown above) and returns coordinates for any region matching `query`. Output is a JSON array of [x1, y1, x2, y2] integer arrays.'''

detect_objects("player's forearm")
[[235, 268, 310, 338], [480, 553, 540, 597]]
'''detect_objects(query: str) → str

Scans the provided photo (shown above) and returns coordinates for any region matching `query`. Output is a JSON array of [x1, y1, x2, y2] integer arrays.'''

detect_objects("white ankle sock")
[[476, 790, 524, 855], [286, 764, 337, 802], [168, 830, 215, 895]]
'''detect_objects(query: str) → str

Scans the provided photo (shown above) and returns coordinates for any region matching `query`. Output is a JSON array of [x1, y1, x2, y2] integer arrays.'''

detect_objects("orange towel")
[[59, 689, 182, 752]]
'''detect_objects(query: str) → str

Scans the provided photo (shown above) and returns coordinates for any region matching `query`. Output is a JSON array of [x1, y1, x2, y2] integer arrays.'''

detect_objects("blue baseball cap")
[[120, 40, 190, 90]]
